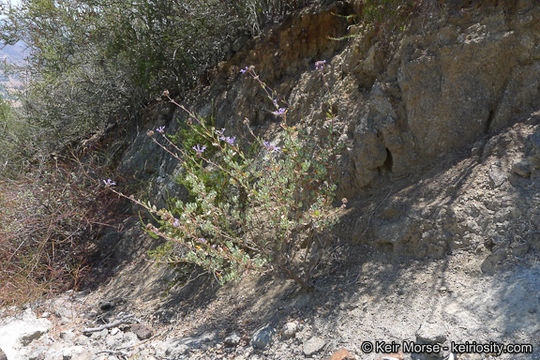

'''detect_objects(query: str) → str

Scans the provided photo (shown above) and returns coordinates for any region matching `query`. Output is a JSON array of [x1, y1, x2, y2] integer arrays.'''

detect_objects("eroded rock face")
[[172, 0, 540, 198], [302, 1, 539, 195], [351, 118, 539, 259], [397, 10, 538, 154]]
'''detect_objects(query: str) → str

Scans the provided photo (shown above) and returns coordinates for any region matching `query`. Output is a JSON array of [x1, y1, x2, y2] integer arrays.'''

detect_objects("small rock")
[[224, 332, 241, 347], [488, 165, 507, 187], [25, 345, 49, 360], [303, 336, 326, 356], [281, 321, 298, 339], [59, 330, 76, 342], [131, 323, 153, 340], [512, 160, 531, 177], [330, 348, 356, 360], [165, 341, 189, 357], [51, 298, 75, 320], [0, 348, 6, 360], [155, 332, 216, 357], [480, 249, 507, 274], [20, 329, 47, 346], [251, 326, 275, 349], [90, 328, 109, 340], [416, 321, 447, 344], [74, 289, 90, 298], [438, 286, 448, 293], [181, 332, 216, 349], [99, 297, 124, 312], [0, 309, 52, 358], [123, 332, 139, 347], [105, 331, 126, 348], [99, 302, 112, 312], [152, 340, 168, 356], [74, 335, 91, 346]]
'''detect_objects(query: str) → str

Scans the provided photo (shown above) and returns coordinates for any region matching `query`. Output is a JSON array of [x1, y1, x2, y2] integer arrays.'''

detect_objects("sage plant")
[[105, 66, 345, 289]]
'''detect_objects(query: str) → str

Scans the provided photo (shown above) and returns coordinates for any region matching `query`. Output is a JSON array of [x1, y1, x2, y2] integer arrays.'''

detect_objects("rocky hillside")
[[0, 1, 539, 359], [113, 0, 539, 258]]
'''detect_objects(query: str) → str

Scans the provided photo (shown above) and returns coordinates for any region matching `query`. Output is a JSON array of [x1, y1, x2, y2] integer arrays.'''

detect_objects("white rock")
[[282, 321, 299, 339], [105, 331, 125, 348], [123, 332, 139, 347], [0, 309, 52, 360], [90, 328, 109, 340], [224, 332, 241, 347], [74, 335, 91, 346], [59, 330, 76, 342], [303, 337, 326, 356]]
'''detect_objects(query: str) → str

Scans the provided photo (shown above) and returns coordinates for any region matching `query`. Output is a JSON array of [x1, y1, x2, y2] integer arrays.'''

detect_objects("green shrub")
[[0, 95, 35, 176], [105, 67, 346, 289]]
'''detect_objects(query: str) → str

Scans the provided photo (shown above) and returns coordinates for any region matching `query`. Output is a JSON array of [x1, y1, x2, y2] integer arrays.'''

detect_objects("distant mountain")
[[0, 41, 28, 65], [0, 42, 27, 99]]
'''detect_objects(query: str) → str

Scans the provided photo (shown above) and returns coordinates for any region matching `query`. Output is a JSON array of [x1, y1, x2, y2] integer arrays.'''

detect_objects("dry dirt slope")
[[86, 112, 539, 360], [0, 112, 537, 360]]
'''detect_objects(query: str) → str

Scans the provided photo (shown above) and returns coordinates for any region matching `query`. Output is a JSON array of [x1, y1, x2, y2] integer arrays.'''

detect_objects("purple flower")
[[198, 237, 207, 243], [220, 136, 236, 145], [263, 141, 281, 153], [193, 144, 207, 156], [216, 128, 225, 136], [240, 66, 249, 74], [315, 60, 327, 70], [271, 108, 287, 117], [102, 179, 116, 187], [172, 218, 180, 228], [156, 126, 165, 134]]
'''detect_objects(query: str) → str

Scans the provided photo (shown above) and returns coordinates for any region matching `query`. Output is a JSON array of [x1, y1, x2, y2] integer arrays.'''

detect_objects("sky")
[[0, 0, 25, 98], [1, 0, 27, 63], [1, 0, 21, 18]]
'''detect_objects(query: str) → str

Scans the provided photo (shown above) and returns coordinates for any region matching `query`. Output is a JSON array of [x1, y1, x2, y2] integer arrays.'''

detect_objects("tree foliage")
[[0, 0, 311, 156]]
